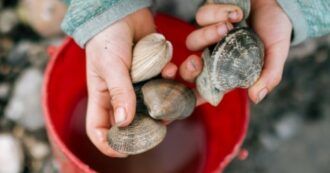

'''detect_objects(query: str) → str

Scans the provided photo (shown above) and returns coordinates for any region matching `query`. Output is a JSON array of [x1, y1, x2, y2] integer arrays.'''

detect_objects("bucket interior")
[[43, 15, 249, 173]]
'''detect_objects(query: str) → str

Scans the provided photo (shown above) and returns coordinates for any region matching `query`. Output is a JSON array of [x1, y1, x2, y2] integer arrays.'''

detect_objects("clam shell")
[[207, 0, 251, 20], [131, 33, 173, 83], [197, 28, 264, 106], [141, 79, 196, 121], [108, 114, 166, 155]]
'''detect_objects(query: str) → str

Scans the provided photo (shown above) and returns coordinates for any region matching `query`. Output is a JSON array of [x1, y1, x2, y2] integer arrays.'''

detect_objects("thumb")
[[104, 61, 136, 127]]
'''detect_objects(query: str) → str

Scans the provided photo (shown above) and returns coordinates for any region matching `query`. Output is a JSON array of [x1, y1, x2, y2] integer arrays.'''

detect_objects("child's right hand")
[[84, 8, 178, 158]]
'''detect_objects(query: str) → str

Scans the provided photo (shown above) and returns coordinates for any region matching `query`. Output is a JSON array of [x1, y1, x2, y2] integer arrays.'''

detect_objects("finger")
[[179, 55, 203, 83], [161, 62, 178, 79], [186, 22, 233, 51], [196, 4, 244, 26], [248, 41, 290, 104], [103, 61, 137, 127], [86, 75, 128, 158]]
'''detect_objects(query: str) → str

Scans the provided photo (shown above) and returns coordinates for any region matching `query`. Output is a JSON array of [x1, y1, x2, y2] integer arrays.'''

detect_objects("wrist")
[[125, 8, 156, 41]]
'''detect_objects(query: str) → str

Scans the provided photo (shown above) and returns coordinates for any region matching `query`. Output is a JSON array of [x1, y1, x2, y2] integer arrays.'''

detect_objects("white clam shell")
[[131, 33, 173, 83]]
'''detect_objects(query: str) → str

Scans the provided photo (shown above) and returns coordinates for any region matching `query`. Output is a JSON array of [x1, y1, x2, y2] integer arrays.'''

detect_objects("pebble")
[[0, 9, 19, 34], [23, 135, 50, 172], [4, 68, 44, 131], [7, 41, 49, 69], [41, 157, 59, 173], [0, 83, 10, 99], [259, 132, 280, 151], [0, 37, 14, 59], [24, 136, 50, 160], [0, 134, 24, 173], [17, 0, 66, 37], [274, 113, 303, 140]]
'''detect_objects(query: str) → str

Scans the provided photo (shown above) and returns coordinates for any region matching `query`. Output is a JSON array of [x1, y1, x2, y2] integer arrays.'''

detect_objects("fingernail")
[[115, 107, 126, 126], [187, 59, 197, 72], [257, 88, 268, 104], [229, 11, 238, 20], [217, 24, 228, 36]]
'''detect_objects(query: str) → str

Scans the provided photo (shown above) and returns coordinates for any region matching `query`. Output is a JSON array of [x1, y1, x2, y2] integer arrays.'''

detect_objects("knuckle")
[[109, 87, 126, 103], [109, 87, 135, 107]]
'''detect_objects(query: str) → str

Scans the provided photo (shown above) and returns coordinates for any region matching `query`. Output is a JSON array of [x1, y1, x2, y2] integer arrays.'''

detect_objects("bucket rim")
[[42, 37, 96, 172]]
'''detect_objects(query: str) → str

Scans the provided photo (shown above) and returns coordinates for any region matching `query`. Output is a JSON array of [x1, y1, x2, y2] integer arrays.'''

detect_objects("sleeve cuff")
[[276, 0, 308, 45], [69, 0, 152, 48]]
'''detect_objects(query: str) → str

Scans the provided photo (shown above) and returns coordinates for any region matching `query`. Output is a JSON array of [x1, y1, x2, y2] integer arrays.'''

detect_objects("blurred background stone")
[[0, 133, 24, 173], [0, 83, 10, 100], [0, 9, 19, 34], [17, 0, 67, 37], [4, 68, 44, 131]]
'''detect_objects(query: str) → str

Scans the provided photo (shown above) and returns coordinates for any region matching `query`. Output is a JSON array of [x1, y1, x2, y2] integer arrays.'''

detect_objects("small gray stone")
[[0, 134, 24, 173], [7, 41, 49, 69], [0, 9, 19, 34], [274, 113, 303, 140], [0, 83, 10, 99], [259, 132, 280, 151], [41, 157, 59, 173], [5, 68, 44, 130], [24, 136, 50, 160]]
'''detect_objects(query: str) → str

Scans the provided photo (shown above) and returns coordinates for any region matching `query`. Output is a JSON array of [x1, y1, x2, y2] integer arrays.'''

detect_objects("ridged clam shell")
[[131, 33, 173, 83], [207, 0, 251, 20], [141, 79, 196, 121], [108, 114, 166, 155], [197, 28, 264, 106]]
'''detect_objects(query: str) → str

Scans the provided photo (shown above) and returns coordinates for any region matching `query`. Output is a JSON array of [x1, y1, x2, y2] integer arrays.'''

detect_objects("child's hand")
[[180, 0, 292, 105], [248, 0, 292, 104], [85, 8, 178, 158]]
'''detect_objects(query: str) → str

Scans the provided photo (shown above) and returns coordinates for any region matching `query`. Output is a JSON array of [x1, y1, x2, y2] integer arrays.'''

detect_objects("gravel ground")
[[1, 1, 330, 173]]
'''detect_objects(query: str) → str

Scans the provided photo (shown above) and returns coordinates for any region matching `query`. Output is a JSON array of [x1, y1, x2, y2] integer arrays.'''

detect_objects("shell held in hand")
[[108, 114, 166, 155], [131, 33, 173, 83], [196, 27, 264, 106], [141, 79, 196, 121]]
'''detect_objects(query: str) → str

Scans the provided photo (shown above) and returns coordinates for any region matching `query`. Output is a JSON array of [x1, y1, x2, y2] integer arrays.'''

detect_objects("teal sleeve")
[[63, 0, 70, 5], [61, 0, 152, 47], [277, 0, 330, 45]]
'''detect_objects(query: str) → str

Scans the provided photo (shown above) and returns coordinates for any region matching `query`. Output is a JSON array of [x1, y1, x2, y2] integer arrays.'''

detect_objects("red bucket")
[[43, 14, 249, 173]]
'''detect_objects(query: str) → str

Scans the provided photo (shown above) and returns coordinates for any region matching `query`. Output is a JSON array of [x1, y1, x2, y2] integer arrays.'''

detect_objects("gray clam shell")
[[142, 79, 196, 121], [197, 28, 264, 106], [207, 0, 251, 20], [108, 114, 166, 155]]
